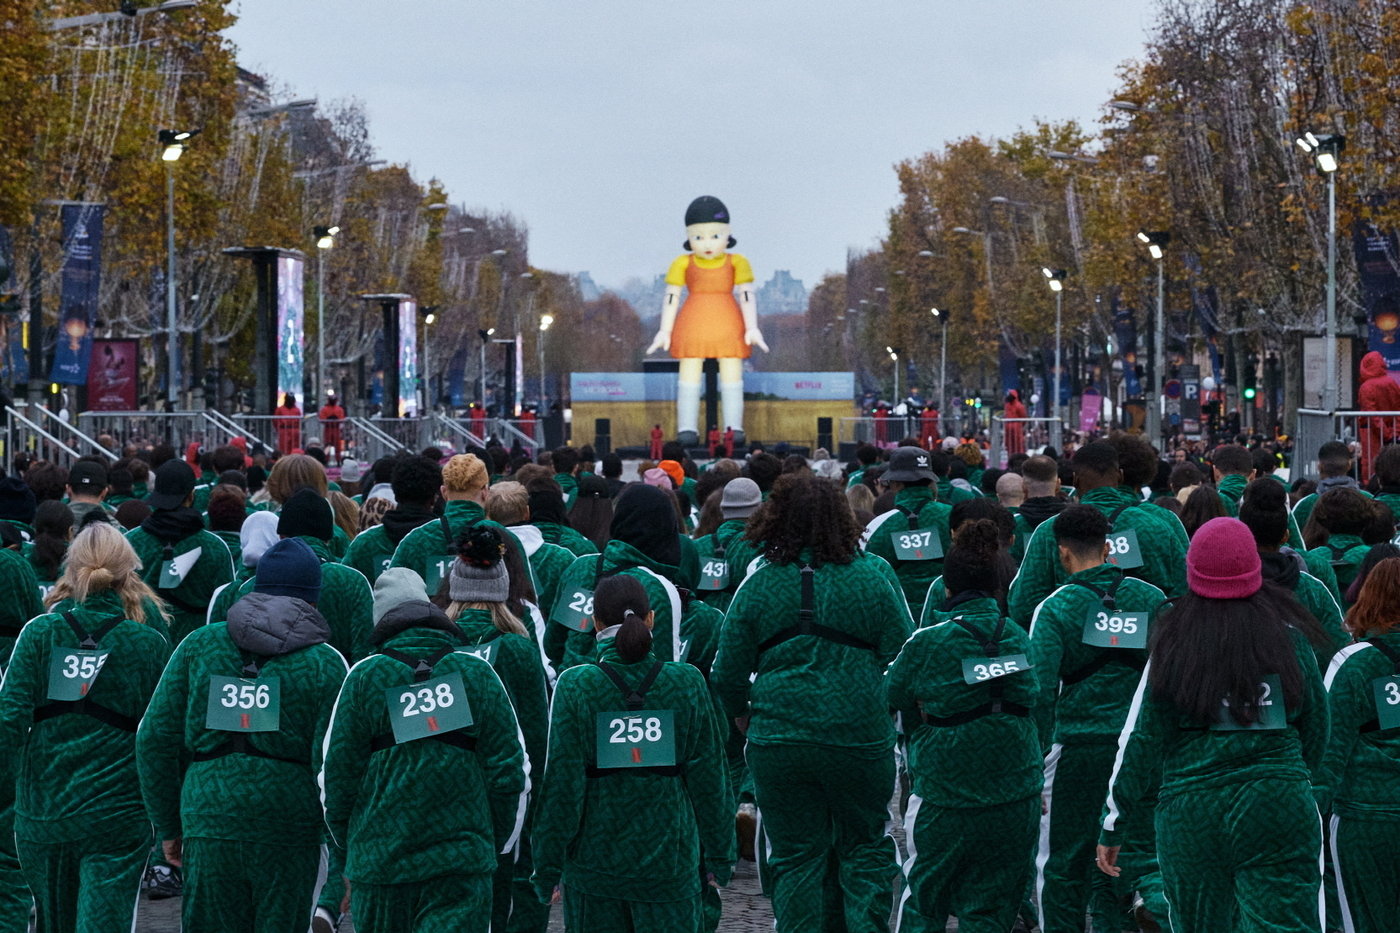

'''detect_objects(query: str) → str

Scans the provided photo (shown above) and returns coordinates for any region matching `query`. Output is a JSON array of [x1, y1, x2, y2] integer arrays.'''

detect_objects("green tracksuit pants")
[[897, 793, 1039, 933], [15, 823, 150, 933], [351, 871, 492, 933], [0, 813, 30, 933], [747, 743, 898, 933], [561, 886, 701, 931], [182, 837, 320, 933], [1329, 812, 1400, 933], [1157, 778, 1322, 933], [316, 841, 348, 917], [1036, 742, 1124, 933], [493, 831, 549, 933]]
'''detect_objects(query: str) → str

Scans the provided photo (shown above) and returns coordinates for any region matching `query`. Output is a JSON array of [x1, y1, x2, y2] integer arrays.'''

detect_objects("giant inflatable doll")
[[647, 196, 768, 447]]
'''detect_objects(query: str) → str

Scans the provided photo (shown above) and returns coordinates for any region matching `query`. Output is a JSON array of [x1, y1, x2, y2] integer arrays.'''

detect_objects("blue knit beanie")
[[254, 538, 323, 603]]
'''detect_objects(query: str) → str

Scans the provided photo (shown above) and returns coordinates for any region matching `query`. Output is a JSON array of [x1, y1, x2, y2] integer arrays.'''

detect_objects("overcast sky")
[[227, 1, 1159, 295]]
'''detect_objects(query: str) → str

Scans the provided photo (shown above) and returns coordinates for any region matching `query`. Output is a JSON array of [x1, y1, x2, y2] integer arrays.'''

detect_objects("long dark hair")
[[1148, 584, 1311, 726], [32, 500, 73, 580], [593, 573, 652, 663], [942, 519, 1003, 598], [745, 474, 860, 567], [1179, 485, 1227, 539]]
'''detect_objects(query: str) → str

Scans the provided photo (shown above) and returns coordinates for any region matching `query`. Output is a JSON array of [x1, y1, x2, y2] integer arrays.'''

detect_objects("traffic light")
[[1243, 355, 1258, 401]]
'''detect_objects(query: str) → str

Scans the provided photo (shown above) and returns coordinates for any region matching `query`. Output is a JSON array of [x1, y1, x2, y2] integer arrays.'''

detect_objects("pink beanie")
[[1187, 517, 1262, 599], [642, 468, 670, 489]]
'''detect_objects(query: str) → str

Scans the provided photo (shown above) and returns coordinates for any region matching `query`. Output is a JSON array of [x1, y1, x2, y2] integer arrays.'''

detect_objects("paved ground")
[[134, 857, 776, 931]]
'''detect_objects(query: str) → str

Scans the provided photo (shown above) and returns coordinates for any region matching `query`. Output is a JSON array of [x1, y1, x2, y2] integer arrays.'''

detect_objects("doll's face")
[[686, 222, 730, 260]]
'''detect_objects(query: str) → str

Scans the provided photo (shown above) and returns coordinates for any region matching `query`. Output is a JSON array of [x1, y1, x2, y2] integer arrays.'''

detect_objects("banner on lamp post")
[[86, 339, 138, 411], [276, 254, 305, 407], [50, 204, 105, 385], [398, 299, 417, 417]]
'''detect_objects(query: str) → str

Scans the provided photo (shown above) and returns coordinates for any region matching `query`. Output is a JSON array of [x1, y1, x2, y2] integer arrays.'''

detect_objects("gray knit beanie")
[[449, 525, 510, 603], [373, 567, 430, 625]]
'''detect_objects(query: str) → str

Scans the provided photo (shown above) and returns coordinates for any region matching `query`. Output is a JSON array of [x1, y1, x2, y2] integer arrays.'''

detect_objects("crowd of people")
[[0, 424, 1393, 932]]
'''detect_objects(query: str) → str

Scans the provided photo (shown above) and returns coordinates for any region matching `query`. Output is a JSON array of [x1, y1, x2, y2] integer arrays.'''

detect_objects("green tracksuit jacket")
[[679, 595, 725, 679], [136, 595, 347, 846], [211, 530, 243, 570], [711, 550, 912, 753], [886, 603, 1042, 933], [554, 473, 579, 512], [937, 477, 977, 505], [1306, 533, 1371, 600], [0, 592, 171, 843], [693, 519, 750, 613], [531, 639, 734, 903], [1294, 486, 1374, 537], [1374, 490, 1400, 527], [343, 524, 396, 585], [127, 524, 235, 645], [538, 520, 598, 558], [390, 500, 523, 596], [212, 537, 374, 663], [861, 487, 953, 617], [1316, 633, 1400, 933], [0, 549, 42, 670], [454, 608, 550, 776], [507, 524, 575, 629], [321, 622, 528, 885], [1028, 564, 1166, 750], [546, 541, 683, 670], [1008, 486, 1188, 627], [1100, 630, 1329, 933], [1260, 549, 1347, 671]]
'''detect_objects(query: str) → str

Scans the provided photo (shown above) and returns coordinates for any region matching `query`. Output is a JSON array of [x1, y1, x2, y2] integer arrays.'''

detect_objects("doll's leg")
[[719, 358, 745, 439], [677, 358, 704, 443]]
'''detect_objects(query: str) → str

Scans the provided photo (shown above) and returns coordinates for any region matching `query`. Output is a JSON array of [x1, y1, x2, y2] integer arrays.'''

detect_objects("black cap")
[[277, 487, 334, 541], [684, 195, 729, 226], [147, 460, 196, 511], [883, 446, 938, 483], [69, 461, 108, 492]]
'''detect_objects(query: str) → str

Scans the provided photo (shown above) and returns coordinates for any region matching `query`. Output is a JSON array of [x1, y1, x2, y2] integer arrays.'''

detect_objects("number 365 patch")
[[961, 654, 1031, 684]]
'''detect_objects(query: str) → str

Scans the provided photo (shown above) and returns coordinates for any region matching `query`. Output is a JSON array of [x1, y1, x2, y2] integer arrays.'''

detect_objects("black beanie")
[[0, 477, 36, 524], [528, 487, 568, 527], [610, 483, 680, 568], [277, 487, 334, 541]]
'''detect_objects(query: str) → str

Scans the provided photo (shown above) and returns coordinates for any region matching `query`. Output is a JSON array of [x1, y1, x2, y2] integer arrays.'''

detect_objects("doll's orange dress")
[[668, 254, 750, 360]]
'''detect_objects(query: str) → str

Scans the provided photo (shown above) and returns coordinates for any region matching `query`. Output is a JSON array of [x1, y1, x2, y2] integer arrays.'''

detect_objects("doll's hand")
[[647, 331, 671, 354], [745, 328, 769, 353]]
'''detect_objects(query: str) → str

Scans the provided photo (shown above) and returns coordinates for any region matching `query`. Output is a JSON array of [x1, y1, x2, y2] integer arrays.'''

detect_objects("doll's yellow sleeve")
[[665, 255, 691, 287], [730, 253, 755, 285]]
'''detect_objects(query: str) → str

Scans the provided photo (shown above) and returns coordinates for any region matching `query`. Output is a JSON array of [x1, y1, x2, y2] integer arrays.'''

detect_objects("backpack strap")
[[439, 515, 454, 552], [920, 613, 1029, 727], [587, 660, 681, 777], [369, 645, 476, 753], [1070, 572, 1127, 612], [62, 611, 125, 651], [33, 698, 138, 732], [1106, 502, 1137, 529], [758, 566, 878, 654], [195, 651, 308, 765], [1060, 576, 1146, 686]]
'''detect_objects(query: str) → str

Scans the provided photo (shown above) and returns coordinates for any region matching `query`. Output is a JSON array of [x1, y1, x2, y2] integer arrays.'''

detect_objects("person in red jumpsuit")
[[650, 423, 665, 460], [707, 425, 721, 458], [519, 406, 537, 456], [723, 426, 735, 458], [318, 391, 346, 460], [1359, 350, 1400, 478], [469, 402, 487, 440], [1003, 389, 1028, 456], [920, 405, 939, 450], [274, 393, 302, 454]]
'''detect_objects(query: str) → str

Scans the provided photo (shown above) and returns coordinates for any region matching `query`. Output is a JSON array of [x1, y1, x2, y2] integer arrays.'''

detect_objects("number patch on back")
[[1081, 609, 1149, 649], [891, 529, 943, 561], [960, 654, 1030, 684], [422, 554, 457, 595], [1372, 675, 1400, 731], [697, 560, 729, 591], [1105, 529, 1143, 570], [46, 649, 110, 701], [550, 588, 595, 632], [205, 675, 281, 732], [594, 710, 676, 769], [387, 673, 474, 744], [1212, 674, 1286, 731]]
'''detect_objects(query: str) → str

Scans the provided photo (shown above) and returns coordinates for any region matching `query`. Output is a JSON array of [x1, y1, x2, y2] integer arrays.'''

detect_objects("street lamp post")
[[886, 347, 901, 405], [313, 225, 339, 407], [931, 307, 948, 435], [1297, 132, 1345, 410], [478, 328, 495, 414], [419, 306, 437, 413], [1042, 268, 1068, 449], [159, 129, 195, 407], [1137, 231, 1171, 442], [539, 314, 554, 409]]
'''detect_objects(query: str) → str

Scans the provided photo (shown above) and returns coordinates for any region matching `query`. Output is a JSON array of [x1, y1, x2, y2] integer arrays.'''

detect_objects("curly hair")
[[744, 474, 860, 567]]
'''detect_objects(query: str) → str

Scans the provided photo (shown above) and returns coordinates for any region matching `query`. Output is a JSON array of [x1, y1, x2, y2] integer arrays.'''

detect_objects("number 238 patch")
[[386, 673, 474, 744]]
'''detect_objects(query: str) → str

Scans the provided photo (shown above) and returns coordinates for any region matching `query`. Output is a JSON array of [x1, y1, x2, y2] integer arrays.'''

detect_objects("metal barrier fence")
[[989, 416, 1064, 468], [1295, 409, 1400, 483], [75, 411, 236, 456], [839, 416, 915, 448]]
